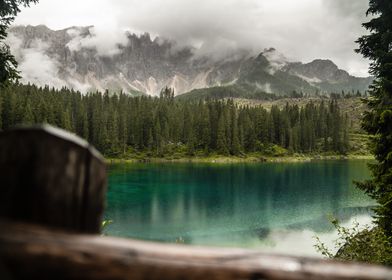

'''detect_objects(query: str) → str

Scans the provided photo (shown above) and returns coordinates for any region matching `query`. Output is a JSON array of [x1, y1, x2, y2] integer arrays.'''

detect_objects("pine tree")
[[153, 116, 162, 156], [355, 0, 392, 236], [61, 109, 73, 132], [22, 103, 35, 124], [267, 113, 275, 144], [216, 114, 229, 155], [0, 92, 3, 130], [108, 110, 120, 153], [186, 128, 196, 156], [342, 113, 350, 154], [230, 105, 241, 155], [0, 0, 38, 86], [119, 113, 128, 155], [1, 83, 351, 159]]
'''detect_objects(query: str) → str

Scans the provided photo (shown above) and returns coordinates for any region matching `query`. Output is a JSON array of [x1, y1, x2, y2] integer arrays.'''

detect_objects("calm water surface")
[[104, 160, 374, 256]]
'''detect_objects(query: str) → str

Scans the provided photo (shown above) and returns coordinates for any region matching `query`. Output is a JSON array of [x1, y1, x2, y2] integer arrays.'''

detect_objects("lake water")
[[104, 160, 374, 257]]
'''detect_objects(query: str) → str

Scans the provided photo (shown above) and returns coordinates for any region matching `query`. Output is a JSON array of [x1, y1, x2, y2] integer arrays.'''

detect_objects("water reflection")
[[105, 160, 374, 255]]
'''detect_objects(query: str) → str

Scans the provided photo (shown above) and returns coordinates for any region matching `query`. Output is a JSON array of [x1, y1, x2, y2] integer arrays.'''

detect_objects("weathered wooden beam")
[[0, 220, 391, 280], [0, 126, 107, 233]]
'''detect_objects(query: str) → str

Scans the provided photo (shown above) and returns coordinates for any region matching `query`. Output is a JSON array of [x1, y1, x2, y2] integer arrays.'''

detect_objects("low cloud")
[[112, 0, 371, 76], [6, 33, 91, 92], [14, 0, 372, 76], [6, 34, 64, 87], [67, 25, 128, 57]]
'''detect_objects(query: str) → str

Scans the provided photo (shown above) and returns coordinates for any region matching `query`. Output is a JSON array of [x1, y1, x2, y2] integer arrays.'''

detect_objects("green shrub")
[[315, 218, 392, 265]]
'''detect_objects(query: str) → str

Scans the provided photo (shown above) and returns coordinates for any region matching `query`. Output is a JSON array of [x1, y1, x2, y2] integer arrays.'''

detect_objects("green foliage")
[[0, 0, 38, 86], [0, 43, 19, 87], [177, 84, 279, 101], [175, 236, 185, 244], [262, 144, 288, 157], [315, 219, 392, 265], [324, 1, 392, 264], [101, 219, 113, 236], [355, 0, 392, 237], [101, 219, 113, 230], [0, 84, 351, 158]]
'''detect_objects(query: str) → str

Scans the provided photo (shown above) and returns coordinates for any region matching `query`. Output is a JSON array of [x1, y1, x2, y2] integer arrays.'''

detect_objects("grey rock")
[[7, 25, 373, 96]]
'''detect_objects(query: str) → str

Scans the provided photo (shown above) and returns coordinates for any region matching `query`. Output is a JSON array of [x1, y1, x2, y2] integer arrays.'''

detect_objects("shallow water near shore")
[[104, 160, 374, 257]]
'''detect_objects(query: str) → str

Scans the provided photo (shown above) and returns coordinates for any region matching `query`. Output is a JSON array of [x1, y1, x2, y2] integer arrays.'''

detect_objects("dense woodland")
[[0, 84, 350, 157], [179, 84, 365, 102]]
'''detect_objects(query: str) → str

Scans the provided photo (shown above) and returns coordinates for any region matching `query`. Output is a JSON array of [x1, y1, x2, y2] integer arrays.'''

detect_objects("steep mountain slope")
[[284, 59, 373, 93], [7, 25, 372, 96]]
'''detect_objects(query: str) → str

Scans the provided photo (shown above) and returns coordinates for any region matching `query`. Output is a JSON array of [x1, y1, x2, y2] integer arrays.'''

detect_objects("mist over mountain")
[[7, 25, 372, 96]]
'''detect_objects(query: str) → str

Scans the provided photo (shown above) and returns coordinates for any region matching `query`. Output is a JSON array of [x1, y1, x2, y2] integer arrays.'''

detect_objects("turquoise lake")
[[104, 160, 374, 256]]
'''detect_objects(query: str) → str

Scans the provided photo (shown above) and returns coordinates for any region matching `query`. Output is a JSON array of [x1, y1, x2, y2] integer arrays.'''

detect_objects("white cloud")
[[13, 0, 371, 76], [6, 34, 92, 92], [6, 36, 64, 87], [66, 25, 128, 57]]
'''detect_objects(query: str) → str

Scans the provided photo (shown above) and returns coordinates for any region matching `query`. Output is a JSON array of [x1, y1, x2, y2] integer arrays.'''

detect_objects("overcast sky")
[[14, 0, 371, 77]]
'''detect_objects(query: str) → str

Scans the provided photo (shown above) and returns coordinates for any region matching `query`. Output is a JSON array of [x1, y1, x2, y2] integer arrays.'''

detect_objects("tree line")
[[0, 84, 350, 157]]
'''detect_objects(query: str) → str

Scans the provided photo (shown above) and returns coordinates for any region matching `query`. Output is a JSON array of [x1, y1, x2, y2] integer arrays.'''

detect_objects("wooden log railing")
[[0, 125, 107, 233], [0, 126, 391, 280]]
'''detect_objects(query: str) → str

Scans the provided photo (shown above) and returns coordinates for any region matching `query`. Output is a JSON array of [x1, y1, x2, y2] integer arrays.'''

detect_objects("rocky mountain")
[[283, 59, 372, 94], [6, 25, 373, 96]]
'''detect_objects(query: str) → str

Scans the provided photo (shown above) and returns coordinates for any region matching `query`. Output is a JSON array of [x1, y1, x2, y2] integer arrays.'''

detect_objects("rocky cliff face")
[[283, 59, 373, 93], [7, 25, 372, 96]]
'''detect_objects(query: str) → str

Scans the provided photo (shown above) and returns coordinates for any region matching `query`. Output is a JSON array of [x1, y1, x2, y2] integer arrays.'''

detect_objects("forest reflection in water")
[[105, 160, 374, 256]]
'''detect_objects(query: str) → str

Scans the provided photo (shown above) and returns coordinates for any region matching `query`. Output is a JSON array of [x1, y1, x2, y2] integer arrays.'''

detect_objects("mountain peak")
[[6, 25, 372, 96], [308, 59, 338, 69]]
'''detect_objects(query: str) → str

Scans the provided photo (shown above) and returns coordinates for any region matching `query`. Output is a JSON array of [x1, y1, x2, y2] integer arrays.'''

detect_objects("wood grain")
[[0, 125, 107, 233], [0, 126, 391, 280], [0, 220, 391, 280]]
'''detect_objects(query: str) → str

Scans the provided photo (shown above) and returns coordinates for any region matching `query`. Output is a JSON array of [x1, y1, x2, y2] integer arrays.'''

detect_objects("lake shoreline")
[[106, 154, 374, 164], [106, 159, 373, 255]]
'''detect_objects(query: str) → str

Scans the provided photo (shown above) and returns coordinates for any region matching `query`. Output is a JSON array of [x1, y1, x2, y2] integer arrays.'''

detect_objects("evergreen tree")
[[0, 0, 38, 86], [355, 0, 392, 236], [60, 109, 73, 132], [153, 116, 162, 156], [342, 113, 350, 154], [0, 92, 2, 129], [0, 84, 351, 158], [230, 104, 241, 155], [216, 114, 229, 155], [186, 128, 196, 156]]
